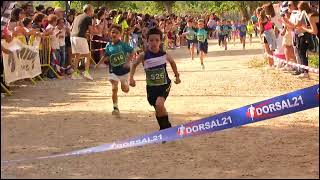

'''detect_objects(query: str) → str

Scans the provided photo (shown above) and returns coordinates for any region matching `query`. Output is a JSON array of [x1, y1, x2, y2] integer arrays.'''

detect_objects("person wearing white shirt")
[[57, 18, 66, 68], [46, 14, 61, 77]]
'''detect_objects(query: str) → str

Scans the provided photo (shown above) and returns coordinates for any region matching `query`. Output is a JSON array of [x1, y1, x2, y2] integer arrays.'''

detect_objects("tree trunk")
[[163, 1, 174, 15], [238, 2, 249, 20]]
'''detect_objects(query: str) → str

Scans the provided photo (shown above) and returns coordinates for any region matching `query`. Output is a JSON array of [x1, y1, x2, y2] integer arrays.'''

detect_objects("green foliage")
[[35, 1, 265, 17], [308, 54, 319, 68], [248, 56, 268, 68], [133, 1, 166, 15]]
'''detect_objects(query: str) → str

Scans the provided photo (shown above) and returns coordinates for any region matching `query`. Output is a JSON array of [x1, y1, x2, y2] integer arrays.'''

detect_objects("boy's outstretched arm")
[[129, 53, 143, 87], [166, 53, 181, 84]]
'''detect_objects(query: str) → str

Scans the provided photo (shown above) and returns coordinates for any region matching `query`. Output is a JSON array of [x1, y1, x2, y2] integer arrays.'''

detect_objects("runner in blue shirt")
[[238, 18, 247, 50], [105, 24, 134, 116], [196, 19, 209, 70], [183, 18, 197, 60]]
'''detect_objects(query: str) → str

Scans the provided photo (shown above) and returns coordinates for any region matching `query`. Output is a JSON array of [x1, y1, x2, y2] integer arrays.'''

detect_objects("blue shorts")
[[187, 39, 197, 49], [198, 41, 208, 54], [208, 27, 216, 31], [240, 33, 246, 38]]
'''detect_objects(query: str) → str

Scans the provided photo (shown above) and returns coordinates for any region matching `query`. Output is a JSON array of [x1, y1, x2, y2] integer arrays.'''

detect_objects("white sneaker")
[[83, 71, 93, 81], [112, 107, 120, 116], [201, 64, 205, 70], [297, 72, 309, 79]]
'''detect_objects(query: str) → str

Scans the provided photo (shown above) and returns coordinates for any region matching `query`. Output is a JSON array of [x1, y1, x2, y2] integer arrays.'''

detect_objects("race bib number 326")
[[146, 68, 167, 86]]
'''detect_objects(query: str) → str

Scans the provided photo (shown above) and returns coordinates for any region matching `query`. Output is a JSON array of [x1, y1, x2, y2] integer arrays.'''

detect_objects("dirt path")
[[1, 38, 319, 179]]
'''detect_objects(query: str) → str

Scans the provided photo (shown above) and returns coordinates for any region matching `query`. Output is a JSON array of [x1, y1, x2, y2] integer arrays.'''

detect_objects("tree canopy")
[[35, 1, 266, 19]]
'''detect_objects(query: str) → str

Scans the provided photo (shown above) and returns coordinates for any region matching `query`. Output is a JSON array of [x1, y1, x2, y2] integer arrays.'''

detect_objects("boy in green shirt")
[[105, 25, 134, 115], [196, 19, 209, 70]]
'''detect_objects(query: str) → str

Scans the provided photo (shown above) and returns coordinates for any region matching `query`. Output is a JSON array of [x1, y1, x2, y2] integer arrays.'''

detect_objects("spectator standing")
[[70, 4, 99, 80]]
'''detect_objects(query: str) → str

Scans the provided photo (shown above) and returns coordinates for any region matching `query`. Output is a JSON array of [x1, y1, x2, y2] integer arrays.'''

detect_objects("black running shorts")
[[146, 81, 172, 106]]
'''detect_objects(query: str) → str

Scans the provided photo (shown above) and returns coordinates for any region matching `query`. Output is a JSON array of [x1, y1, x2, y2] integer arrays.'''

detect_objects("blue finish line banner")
[[2, 84, 319, 164]]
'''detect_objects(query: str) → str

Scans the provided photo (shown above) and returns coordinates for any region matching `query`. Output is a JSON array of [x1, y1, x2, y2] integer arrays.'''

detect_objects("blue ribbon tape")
[[2, 84, 319, 164]]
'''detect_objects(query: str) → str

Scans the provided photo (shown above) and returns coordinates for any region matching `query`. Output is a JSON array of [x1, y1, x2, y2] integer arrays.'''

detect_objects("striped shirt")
[[143, 50, 170, 86]]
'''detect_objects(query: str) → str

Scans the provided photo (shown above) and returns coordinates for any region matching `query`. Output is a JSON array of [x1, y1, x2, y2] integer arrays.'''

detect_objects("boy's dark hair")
[[32, 12, 46, 24], [35, 4, 45, 12], [147, 27, 163, 41], [46, 7, 54, 15], [110, 24, 122, 33], [22, 17, 32, 27], [10, 7, 23, 22], [69, 9, 76, 15]]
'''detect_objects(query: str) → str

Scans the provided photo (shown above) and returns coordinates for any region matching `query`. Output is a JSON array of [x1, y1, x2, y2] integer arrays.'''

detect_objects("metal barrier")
[[39, 36, 62, 79], [264, 53, 319, 74]]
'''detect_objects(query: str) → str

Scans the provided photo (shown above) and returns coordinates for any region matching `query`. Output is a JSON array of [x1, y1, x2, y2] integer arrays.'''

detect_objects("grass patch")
[[248, 56, 268, 68], [308, 54, 319, 68]]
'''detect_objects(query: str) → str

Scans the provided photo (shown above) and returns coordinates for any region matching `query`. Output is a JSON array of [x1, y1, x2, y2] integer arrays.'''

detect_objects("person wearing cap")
[[70, 4, 99, 80]]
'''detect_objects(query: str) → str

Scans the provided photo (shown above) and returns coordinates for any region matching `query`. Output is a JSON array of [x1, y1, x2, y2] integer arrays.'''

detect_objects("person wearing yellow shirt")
[[117, 12, 130, 43], [246, 21, 254, 45]]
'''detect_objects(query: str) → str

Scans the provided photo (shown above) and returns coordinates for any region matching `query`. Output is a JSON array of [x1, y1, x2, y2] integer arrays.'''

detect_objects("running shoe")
[[83, 70, 93, 81], [112, 107, 120, 116]]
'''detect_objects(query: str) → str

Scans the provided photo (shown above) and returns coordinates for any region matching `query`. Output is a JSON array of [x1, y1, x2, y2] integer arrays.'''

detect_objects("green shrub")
[[248, 56, 268, 68], [308, 54, 319, 68]]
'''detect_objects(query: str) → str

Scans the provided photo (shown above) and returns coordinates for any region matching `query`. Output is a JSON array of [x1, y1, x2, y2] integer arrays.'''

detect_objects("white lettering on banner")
[[1, 38, 42, 84], [178, 116, 233, 136], [247, 96, 304, 120], [112, 134, 163, 149]]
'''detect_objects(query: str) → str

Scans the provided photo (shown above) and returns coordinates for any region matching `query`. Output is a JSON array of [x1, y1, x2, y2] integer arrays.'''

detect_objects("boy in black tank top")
[[129, 28, 181, 132]]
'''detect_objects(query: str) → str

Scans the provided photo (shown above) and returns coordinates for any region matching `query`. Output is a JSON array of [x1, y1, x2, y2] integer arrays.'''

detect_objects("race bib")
[[186, 32, 194, 40], [197, 34, 205, 42], [110, 52, 126, 67], [146, 68, 167, 86], [240, 26, 246, 32]]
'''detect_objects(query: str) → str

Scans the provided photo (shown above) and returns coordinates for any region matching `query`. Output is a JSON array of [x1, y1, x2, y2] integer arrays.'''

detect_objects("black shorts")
[[198, 41, 208, 54], [146, 82, 171, 106], [187, 39, 197, 49], [65, 36, 71, 47]]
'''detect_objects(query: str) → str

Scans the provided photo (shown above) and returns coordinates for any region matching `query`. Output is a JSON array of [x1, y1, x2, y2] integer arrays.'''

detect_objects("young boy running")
[[238, 18, 247, 50], [105, 24, 134, 115], [129, 28, 181, 131], [246, 20, 254, 45], [196, 19, 209, 70], [183, 19, 197, 60], [221, 19, 229, 50]]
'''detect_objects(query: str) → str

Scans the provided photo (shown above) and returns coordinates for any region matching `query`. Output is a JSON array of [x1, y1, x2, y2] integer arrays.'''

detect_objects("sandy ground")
[[1, 37, 319, 179]]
